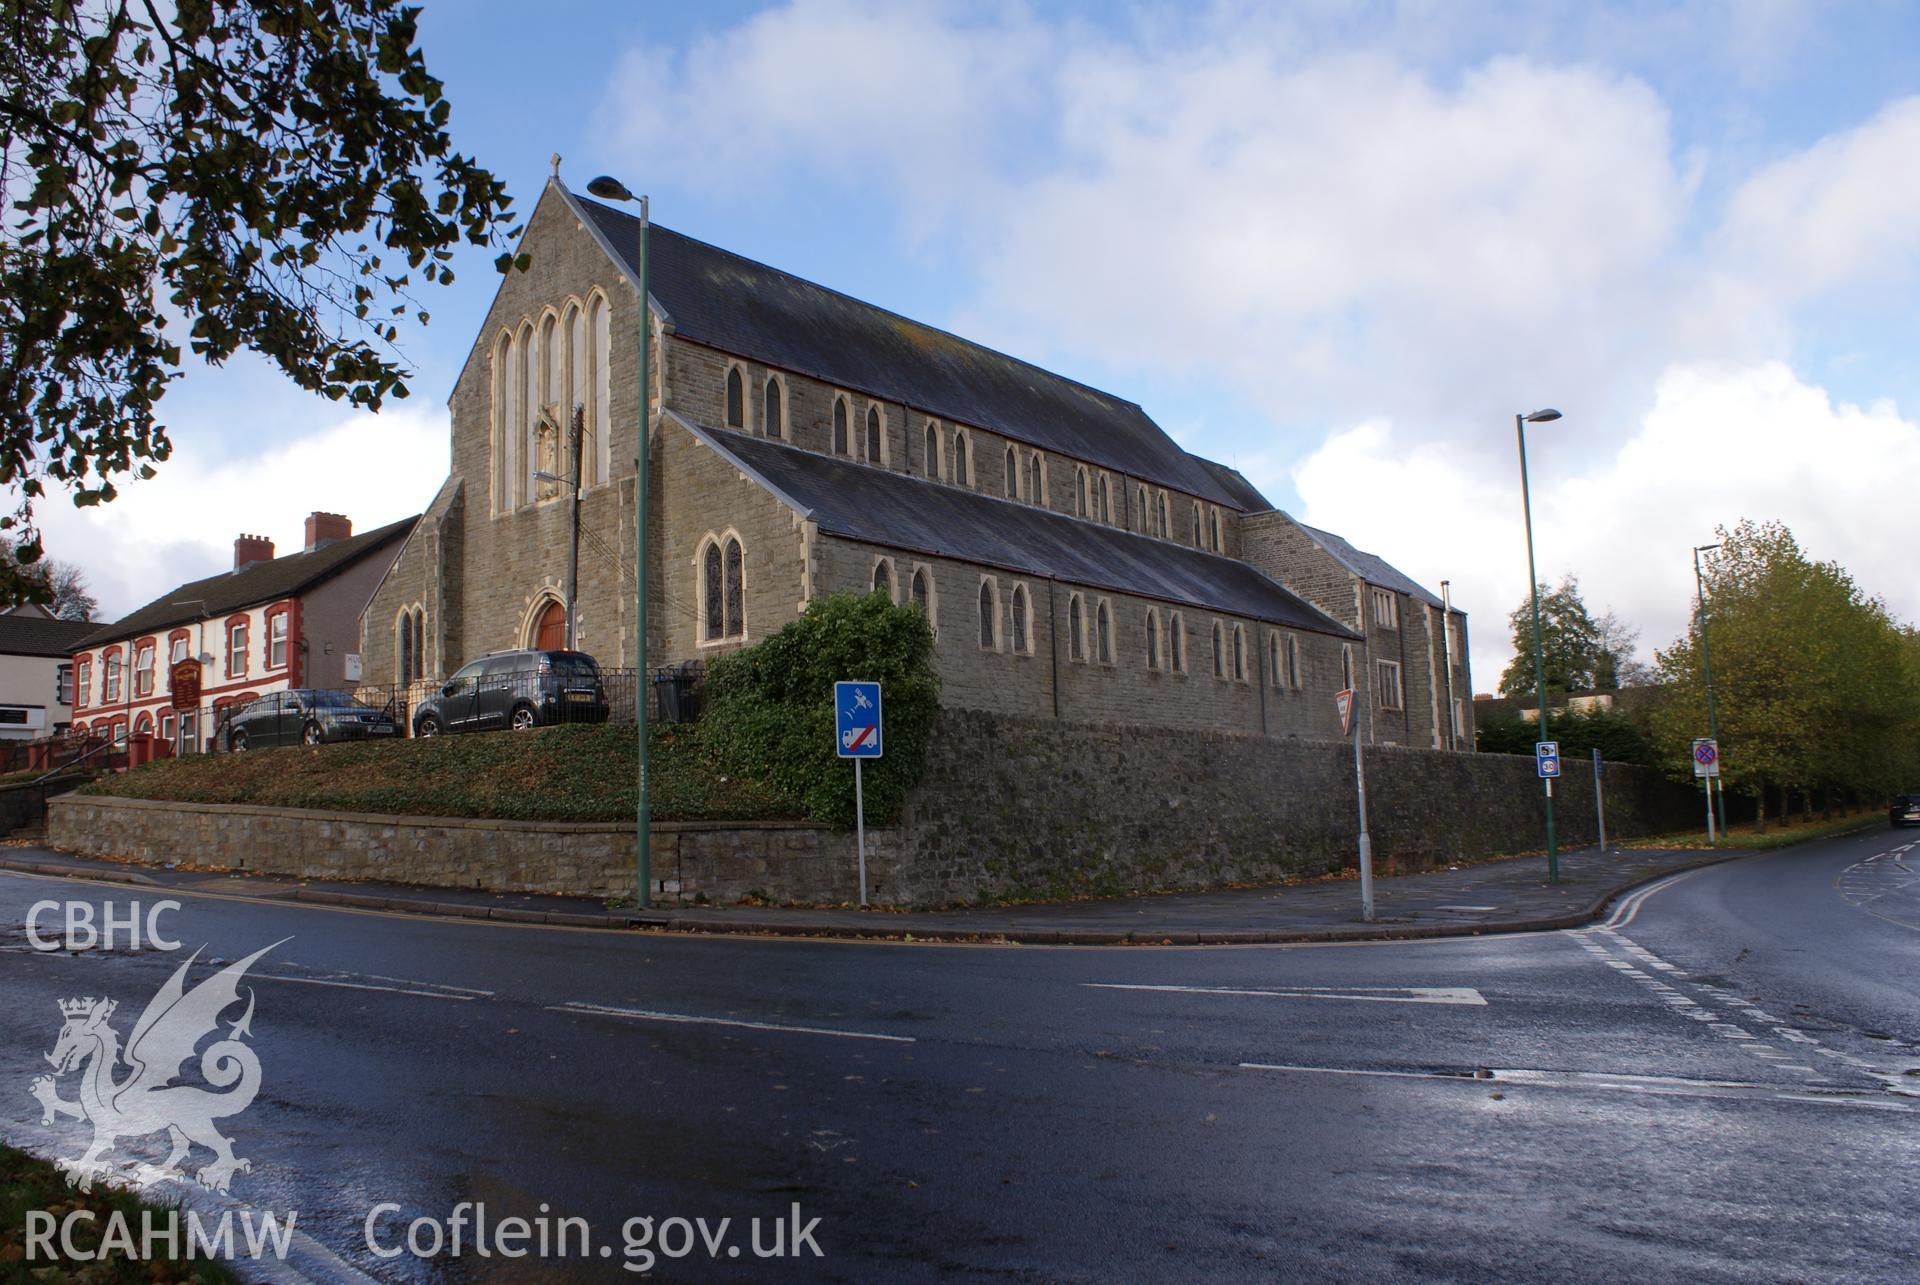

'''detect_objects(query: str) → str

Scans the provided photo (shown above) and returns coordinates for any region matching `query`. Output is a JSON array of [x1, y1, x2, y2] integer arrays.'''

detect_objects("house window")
[[228, 622, 248, 676], [833, 397, 849, 455], [104, 652, 123, 701], [1232, 624, 1247, 682], [1169, 614, 1185, 673], [1376, 660, 1404, 710], [1371, 588, 1399, 629], [1010, 584, 1030, 654], [134, 643, 154, 697], [75, 659, 90, 708], [56, 664, 73, 706], [725, 366, 743, 427], [701, 536, 745, 641], [872, 558, 895, 601], [977, 579, 999, 651], [1027, 454, 1044, 507], [909, 566, 935, 632], [160, 712, 174, 742], [268, 612, 288, 669], [169, 636, 188, 665], [924, 423, 939, 478], [953, 430, 970, 486], [1096, 600, 1113, 664], [763, 377, 782, 439], [1004, 446, 1017, 498], [1068, 594, 1085, 661], [1145, 609, 1161, 670], [1211, 622, 1225, 678], [866, 406, 882, 462]]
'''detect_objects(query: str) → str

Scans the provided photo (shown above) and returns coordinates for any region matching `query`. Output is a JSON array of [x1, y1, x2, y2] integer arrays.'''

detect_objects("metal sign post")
[[1336, 689, 1374, 923], [1535, 742, 1562, 876], [1692, 738, 1720, 845], [835, 681, 884, 908], [1592, 748, 1607, 853]]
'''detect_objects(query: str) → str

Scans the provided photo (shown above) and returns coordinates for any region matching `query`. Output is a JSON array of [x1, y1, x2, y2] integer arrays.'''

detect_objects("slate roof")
[[569, 190, 1245, 510], [76, 517, 418, 650], [1190, 456, 1273, 513], [674, 414, 1356, 638], [1289, 515, 1446, 609], [0, 612, 100, 658]]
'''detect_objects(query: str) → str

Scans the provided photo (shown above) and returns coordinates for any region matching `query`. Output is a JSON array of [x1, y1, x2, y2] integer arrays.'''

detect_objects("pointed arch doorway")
[[532, 599, 568, 651]]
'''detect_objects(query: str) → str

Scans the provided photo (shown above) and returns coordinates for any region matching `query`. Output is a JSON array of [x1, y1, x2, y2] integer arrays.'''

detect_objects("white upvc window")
[[269, 613, 289, 669]]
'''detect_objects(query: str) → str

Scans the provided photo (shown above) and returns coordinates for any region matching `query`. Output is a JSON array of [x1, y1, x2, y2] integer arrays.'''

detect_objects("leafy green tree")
[[701, 594, 941, 828], [0, 0, 521, 603], [1489, 572, 1628, 695], [1475, 706, 1655, 767], [1650, 519, 1919, 826]]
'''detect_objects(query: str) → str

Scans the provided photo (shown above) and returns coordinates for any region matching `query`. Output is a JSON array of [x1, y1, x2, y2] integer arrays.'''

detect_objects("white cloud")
[[1291, 362, 1920, 693], [1718, 95, 1920, 300], [36, 407, 449, 622]]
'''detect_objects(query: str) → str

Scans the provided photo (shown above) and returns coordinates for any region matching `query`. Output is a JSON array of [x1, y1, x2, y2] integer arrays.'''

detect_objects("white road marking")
[[1083, 983, 1488, 1007], [550, 1001, 915, 1042], [1602, 866, 1713, 930], [253, 973, 480, 1001], [1236, 1062, 1919, 1111]]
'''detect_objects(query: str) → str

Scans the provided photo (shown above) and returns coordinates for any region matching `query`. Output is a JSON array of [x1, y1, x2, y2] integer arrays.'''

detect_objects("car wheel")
[[231, 730, 249, 752], [302, 721, 324, 747], [510, 704, 538, 732], [417, 715, 441, 738]]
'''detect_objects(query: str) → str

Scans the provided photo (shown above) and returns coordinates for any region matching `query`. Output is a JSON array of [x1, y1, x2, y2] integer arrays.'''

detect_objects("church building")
[[361, 169, 1469, 747]]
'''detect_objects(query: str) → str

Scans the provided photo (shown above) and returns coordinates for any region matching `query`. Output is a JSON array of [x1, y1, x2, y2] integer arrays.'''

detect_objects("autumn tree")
[[0, 0, 522, 604], [1650, 519, 1920, 826]]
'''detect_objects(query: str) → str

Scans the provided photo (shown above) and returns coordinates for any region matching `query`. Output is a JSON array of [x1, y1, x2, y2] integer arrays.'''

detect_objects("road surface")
[[1, 825, 1915, 1281]]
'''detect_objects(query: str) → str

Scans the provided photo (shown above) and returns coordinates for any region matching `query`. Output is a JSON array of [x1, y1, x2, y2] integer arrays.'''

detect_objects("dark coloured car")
[[1891, 792, 1920, 828], [412, 650, 608, 737], [228, 689, 399, 750]]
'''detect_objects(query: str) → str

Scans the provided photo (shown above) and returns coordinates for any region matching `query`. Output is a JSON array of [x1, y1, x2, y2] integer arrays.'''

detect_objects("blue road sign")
[[1535, 741, 1561, 778], [835, 681, 883, 758]]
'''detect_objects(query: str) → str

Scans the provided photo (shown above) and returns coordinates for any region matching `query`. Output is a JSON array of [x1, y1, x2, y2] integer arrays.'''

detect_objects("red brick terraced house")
[[70, 513, 415, 753]]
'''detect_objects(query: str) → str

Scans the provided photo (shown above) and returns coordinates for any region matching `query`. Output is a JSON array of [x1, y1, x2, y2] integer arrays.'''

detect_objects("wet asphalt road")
[[1, 826, 1917, 1282]]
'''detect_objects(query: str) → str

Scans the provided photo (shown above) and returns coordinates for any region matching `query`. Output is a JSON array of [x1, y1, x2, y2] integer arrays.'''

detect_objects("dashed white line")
[[550, 1001, 915, 1043], [1083, 983, 1489, 1007]]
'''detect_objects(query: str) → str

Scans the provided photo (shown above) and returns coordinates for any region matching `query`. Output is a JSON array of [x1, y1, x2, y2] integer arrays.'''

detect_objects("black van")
[[412, 650, 609, 736]]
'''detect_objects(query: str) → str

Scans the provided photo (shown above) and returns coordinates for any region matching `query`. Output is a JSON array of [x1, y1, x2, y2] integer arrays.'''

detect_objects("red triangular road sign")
[[1335, 688, 1354, 736]]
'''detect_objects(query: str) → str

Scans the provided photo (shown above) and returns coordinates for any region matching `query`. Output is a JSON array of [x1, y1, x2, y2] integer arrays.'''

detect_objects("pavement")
[[0, 840, 1756, 944]]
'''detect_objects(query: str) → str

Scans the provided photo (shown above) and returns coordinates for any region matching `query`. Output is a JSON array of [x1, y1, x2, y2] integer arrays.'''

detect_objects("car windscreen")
[[549, 654, 600, 680], [309, 690, 365, 709]]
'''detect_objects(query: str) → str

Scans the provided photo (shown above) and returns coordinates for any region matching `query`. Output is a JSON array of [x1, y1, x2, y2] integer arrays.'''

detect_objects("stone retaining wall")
[[48, 709, 1701, 907]]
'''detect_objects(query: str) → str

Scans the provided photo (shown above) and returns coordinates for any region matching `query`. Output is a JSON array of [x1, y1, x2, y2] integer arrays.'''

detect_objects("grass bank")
[[1621, 805, 1887, 853], [79, 724, 801, 823], [0, 1143, 236, 1282]]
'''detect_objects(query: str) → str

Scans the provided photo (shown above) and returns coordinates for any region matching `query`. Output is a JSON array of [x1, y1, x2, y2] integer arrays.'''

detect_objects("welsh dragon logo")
[[30, 941, 282, 1193]]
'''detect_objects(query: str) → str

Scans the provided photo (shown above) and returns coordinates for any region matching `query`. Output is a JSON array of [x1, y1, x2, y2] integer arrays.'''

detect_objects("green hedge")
[[700, 592, 939, 826]]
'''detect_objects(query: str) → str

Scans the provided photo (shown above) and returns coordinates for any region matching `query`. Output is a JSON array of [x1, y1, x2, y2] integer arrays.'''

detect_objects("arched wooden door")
[[532, 599, 567, 651]]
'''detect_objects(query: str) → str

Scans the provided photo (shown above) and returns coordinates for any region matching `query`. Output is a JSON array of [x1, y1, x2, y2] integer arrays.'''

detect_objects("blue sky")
[[46, 1, 1920, 689]]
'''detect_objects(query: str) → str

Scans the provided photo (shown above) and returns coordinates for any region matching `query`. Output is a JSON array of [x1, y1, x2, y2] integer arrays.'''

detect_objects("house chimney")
[[234, 534, 274, 570], [304, 511, 352, 551]]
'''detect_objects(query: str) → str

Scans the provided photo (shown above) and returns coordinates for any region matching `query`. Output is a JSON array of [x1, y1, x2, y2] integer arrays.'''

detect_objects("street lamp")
[[1693, 543, 1726, 842], [1515, 407, 1563, 884], [588, 173, 652, 910]]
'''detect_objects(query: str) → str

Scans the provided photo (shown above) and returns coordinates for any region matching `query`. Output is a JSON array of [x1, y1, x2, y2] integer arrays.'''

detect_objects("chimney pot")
[[304, 511, 352, 551], [233, 534, 275, 571]]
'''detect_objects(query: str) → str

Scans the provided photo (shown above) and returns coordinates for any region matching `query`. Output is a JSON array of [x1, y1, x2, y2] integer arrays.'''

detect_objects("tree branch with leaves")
[[0, 0, 524, 603]]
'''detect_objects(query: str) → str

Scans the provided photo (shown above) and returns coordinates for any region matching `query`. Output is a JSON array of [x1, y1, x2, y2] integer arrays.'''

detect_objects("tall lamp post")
[[1693, 543, 1725, 841], [1515, 407, 1563, 884], [588, 174, 652, 910]]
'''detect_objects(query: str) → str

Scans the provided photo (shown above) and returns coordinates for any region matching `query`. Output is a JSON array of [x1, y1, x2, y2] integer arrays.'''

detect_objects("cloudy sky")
[[39, 0, 1920, 690]]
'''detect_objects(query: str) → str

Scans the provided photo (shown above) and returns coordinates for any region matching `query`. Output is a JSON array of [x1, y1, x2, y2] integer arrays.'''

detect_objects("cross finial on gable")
[[550, 153, 562, 179]]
